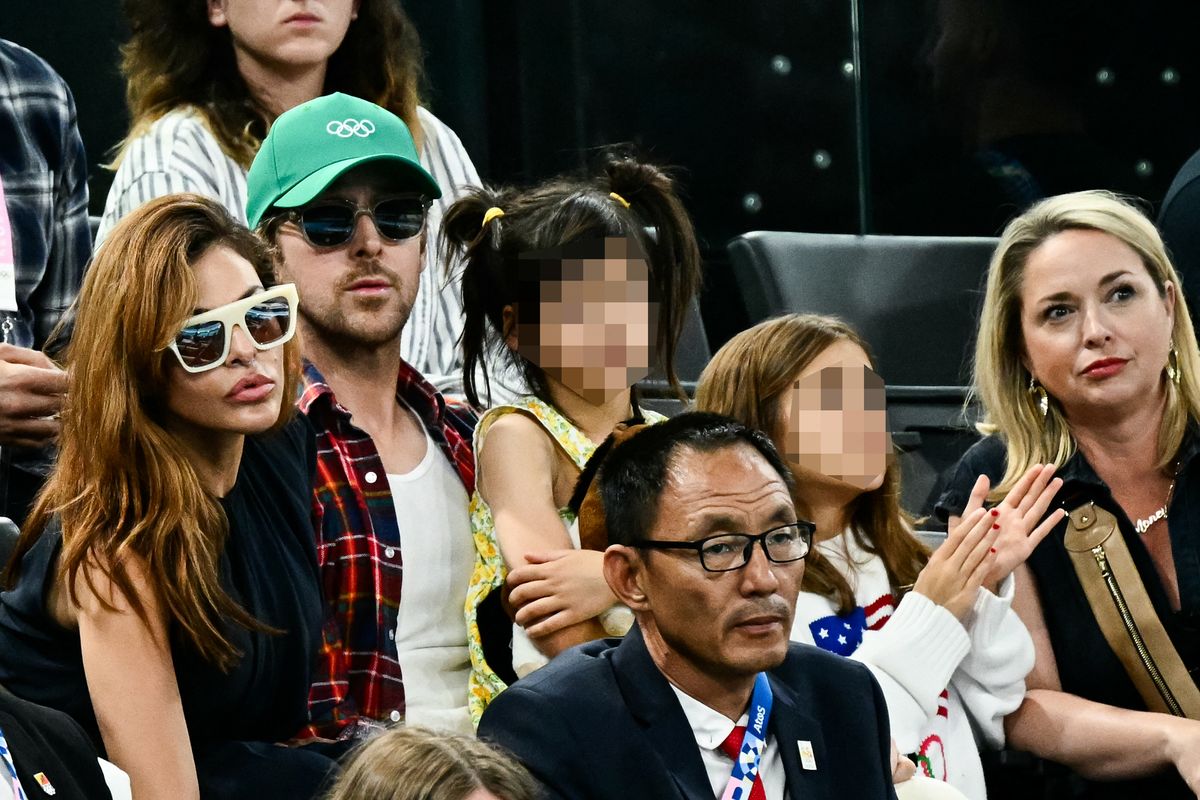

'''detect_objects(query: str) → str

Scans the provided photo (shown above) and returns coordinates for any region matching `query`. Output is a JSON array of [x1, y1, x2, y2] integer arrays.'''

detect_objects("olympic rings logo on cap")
[[325, 118, 377, 138]]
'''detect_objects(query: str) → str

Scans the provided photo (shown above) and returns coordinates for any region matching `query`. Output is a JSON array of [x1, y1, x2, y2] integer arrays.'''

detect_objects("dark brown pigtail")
[[604, 156, 703, 399]]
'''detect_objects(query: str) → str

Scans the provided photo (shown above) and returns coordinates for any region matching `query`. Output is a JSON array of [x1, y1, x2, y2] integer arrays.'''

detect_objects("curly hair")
[[114, 0, 425, 169]]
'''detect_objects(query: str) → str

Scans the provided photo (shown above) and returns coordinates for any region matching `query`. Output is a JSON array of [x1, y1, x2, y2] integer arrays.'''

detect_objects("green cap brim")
[[271, 154, 442, 212]]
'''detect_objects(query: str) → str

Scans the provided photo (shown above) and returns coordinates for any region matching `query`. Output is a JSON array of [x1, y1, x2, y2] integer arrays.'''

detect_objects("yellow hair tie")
[[609, 192, 631, 209], [481, 206, 505, 228]]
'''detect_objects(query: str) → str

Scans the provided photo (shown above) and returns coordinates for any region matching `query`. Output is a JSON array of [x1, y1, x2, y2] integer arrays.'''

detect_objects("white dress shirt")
[[668, 683, 787, 800], [98, 759, 132, 800]]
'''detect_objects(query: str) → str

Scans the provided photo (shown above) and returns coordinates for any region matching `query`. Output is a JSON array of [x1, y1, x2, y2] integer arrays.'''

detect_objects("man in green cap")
[[248, 93, 480, 738]]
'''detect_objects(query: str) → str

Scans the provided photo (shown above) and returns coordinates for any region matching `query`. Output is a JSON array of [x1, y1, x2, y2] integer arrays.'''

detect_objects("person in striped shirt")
[[95, 0, 513, 399]]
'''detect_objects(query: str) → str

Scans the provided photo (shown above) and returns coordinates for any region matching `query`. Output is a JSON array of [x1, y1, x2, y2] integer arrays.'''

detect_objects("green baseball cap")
[[246, 92, 441, 228]]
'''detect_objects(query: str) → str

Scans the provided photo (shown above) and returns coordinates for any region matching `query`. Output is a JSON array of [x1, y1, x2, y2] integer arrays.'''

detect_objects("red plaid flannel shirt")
[[295, 359, 476, 739]]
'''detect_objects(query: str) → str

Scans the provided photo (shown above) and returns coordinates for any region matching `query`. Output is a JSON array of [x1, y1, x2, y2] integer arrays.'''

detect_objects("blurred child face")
[[513, 236, 657, 405], [780, 339, 891, 493]]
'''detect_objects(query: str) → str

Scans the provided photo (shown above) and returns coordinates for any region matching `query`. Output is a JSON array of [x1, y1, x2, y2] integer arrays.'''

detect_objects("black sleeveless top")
[[937, 433, 1200, 798], [0, 415, 323, 752]]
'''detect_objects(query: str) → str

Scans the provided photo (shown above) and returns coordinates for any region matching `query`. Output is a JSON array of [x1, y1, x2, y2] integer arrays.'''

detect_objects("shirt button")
[[384, 547, 396, 559], [389, 710, 401, 723], [365, 471, 378, 484], [388, 629, 395, 641]]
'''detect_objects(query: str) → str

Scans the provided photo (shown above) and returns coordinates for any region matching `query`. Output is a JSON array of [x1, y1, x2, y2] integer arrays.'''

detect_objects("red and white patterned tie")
[[719, 725, 767, 800]]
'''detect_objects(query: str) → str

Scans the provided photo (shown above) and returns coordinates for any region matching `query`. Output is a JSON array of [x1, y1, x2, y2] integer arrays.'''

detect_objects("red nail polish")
[[989, 547, 997, 553], [992, 524, 1000, 530], [990, 509, 999, 517]]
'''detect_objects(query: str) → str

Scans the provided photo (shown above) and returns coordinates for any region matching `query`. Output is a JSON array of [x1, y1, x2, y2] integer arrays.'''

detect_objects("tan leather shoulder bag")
[[1062, 502, 1200, 718]]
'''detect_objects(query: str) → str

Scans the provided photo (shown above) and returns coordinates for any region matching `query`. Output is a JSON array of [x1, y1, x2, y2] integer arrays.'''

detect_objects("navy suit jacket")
[[479, 626, 898, 800], [0, 685, 111, 800]]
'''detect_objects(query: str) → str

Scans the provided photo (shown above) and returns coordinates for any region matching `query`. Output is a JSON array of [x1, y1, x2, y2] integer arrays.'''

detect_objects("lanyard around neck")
[[0, 175, 19, 315], [0, 726, 28, 800], [720, 672, 774, 800]]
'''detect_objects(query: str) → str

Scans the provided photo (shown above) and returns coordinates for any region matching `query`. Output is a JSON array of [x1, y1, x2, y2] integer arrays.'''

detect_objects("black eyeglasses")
[[632, 522, 815, 573], [280, 195, 431, 248]]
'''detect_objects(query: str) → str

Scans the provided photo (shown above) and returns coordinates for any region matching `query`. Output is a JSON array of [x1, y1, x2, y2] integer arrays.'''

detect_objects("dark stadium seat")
[[638, 297, 710, 418], [727, 232, 998, 386], [0, 517, 19, 571], [889, 386, 981, 519], [674, 298, 712, 385], [643, 298, 710, 386]]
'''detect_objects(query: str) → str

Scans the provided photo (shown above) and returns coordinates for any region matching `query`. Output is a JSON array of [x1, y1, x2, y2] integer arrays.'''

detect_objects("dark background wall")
[[5, 0, 1200, 347]]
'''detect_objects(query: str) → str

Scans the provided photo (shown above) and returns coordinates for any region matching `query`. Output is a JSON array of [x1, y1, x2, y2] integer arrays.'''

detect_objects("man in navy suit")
[[479, 412, 900, 800]]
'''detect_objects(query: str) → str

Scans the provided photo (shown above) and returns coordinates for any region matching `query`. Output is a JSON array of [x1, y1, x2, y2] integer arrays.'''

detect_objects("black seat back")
[[673, 298, 711, 385], [727, 232, 998, 386], [645, 298, 710, 385], [0, 516, 19, 572], [888, 386, 981, 518]]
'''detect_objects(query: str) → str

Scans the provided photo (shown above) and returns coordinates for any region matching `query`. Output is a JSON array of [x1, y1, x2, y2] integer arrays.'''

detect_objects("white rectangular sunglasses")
[[167, 284, 299, 373]]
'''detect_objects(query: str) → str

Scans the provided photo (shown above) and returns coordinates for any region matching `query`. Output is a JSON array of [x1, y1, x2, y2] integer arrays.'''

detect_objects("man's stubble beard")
[[299, 294, 413, 354]]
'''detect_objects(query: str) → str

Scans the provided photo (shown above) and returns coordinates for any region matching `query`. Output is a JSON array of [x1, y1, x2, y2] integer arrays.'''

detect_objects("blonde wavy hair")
[[325, 726, 537, 800], [973, 190, 1200, 494]]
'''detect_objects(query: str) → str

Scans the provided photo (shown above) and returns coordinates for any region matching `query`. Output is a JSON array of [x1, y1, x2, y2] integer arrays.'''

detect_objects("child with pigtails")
[[440, 155, 703, 723]]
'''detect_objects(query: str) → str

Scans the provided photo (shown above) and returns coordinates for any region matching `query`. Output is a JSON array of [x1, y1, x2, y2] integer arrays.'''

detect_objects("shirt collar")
[[667, 682, 748, 751], [298, 357, 448, 431]]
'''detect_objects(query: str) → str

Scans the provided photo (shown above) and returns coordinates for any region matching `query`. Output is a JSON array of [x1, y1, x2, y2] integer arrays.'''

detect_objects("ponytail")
[[603, 156, 703, 399], [441, 187, 517, 409], [442, 152, 703, 410]]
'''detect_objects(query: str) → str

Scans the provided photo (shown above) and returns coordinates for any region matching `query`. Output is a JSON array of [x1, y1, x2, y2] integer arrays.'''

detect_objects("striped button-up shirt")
[[296, 359, 476, 738], [96, 104, 521, 401], [0, 39, 90, 349]]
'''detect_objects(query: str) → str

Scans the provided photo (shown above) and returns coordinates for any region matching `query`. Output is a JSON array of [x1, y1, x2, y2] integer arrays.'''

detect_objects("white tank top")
[[388, 414, 474, 736]]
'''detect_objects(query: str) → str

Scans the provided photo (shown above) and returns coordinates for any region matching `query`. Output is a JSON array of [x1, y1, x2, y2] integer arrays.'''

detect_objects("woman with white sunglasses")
[[0, 194, 342, 800]]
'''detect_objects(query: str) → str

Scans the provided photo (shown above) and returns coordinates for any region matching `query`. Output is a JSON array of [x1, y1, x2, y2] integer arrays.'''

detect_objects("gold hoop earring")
[[1167, 345, 1182, 385], [1028, 375, 1049, 418]]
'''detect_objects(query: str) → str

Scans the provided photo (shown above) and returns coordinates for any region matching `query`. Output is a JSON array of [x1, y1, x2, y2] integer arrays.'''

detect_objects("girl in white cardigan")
[[694, 313, 1064, 800]]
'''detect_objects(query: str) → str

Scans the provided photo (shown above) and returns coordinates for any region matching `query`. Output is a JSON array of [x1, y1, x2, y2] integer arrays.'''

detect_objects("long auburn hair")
[[5, 194, 301, 671], [694, 314, 928, 614], [441, 153, 703, 410], [973, 190, 1200, 496], [113, 0, 426, 170]]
